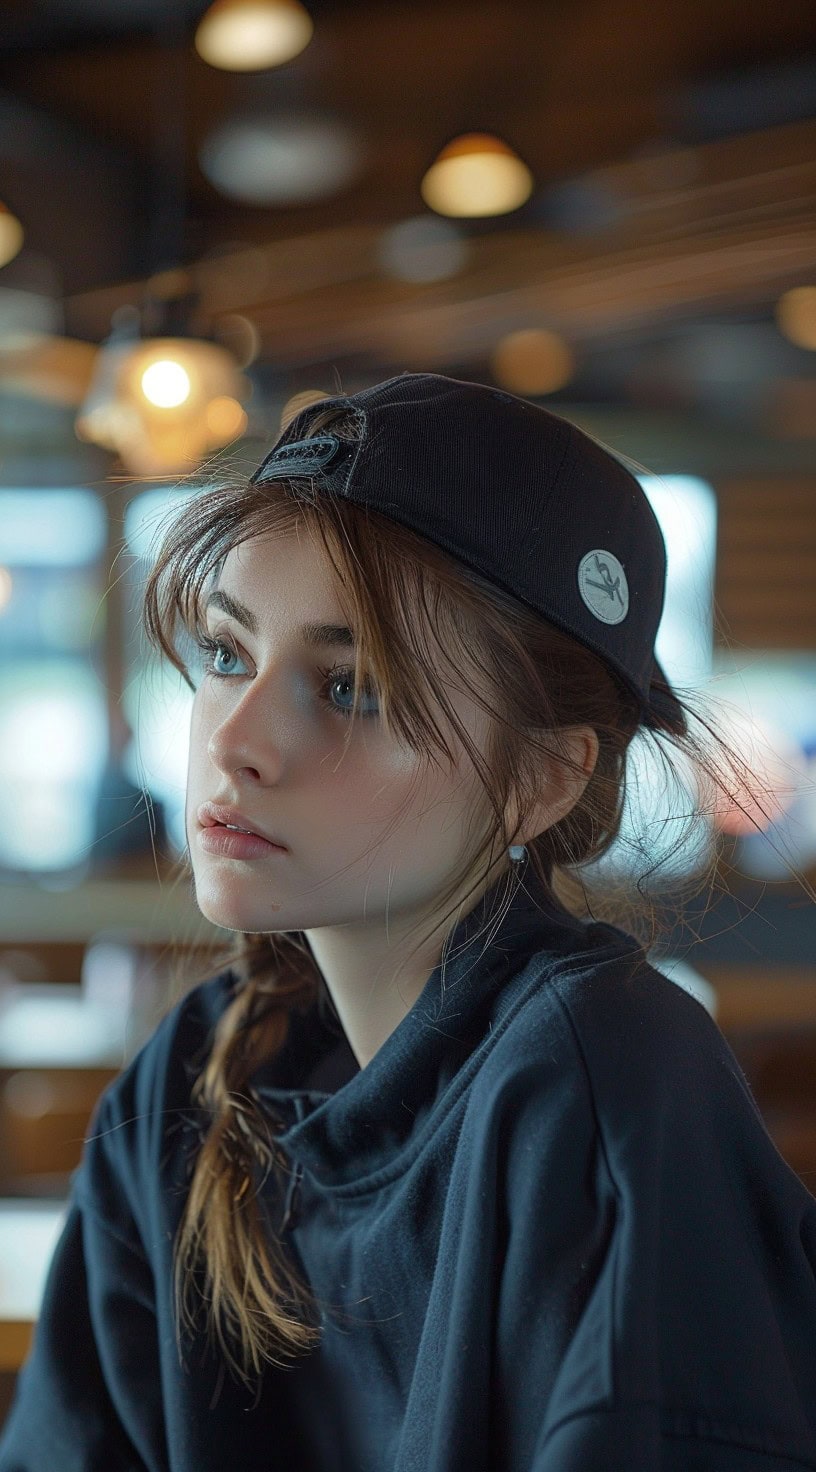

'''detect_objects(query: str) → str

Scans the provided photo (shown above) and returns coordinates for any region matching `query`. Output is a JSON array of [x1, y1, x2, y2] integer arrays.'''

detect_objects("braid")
[[173, 960, 324, 1385]]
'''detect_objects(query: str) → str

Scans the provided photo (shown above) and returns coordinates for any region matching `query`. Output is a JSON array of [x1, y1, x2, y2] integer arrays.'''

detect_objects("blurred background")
[[0, 0, 815, 1404]]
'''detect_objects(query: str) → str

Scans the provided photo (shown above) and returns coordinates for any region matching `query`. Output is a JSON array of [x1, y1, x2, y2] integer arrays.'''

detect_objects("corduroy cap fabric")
[[250, 371, 685, 734]]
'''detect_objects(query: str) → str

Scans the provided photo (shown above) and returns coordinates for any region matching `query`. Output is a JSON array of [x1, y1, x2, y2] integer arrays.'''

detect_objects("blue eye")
[[316, 663, 380, 720], [193, 635, 380, 720], [194, 635, 247, 679]]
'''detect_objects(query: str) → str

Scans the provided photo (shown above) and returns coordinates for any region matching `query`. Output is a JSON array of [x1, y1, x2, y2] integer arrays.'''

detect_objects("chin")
[[191, 874, 282, 933]]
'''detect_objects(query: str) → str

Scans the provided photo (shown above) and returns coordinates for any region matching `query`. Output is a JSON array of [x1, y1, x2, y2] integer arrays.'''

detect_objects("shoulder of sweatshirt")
[[475, 920, 766, 1150]]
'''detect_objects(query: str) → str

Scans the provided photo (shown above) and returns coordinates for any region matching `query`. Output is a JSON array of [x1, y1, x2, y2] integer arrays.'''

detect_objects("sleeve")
[[0, 1179, 168, 1472]]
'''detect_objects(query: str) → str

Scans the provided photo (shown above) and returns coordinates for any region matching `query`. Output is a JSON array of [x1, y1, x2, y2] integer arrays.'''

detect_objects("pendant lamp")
[[76, 299, 250, 477], [0, 202, 24, 269], [195, 0, 313, 71], [74, 11, 251, 476], [420, 133, 534, 218]]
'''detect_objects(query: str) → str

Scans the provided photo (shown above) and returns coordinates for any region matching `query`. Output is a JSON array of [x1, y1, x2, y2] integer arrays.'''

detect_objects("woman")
[[2, 372, 814, 1470]]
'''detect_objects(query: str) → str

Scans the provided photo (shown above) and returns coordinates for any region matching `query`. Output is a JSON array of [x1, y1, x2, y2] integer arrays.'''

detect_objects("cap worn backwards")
[[250, 371, 684, 733]]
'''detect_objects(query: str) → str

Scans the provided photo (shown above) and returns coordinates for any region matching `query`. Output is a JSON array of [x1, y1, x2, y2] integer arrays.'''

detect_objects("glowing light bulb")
[[0, 203, 24, 268], [492, 329, 575, 395], [421, 134, 533, 218], [140, 360, 191, 408], [195, 0, 313, 72], [205, 395, 248, 443], [776, 286, 816, 351]]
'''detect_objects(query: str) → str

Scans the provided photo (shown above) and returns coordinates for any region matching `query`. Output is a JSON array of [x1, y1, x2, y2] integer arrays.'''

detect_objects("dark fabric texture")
[[1, 866, 814, 1470], [251, 372, 683, 733]]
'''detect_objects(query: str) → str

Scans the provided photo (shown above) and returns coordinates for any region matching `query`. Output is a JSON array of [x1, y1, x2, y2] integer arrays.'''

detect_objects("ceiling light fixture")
[[199, 114, 362, 205], [75, 8, 256, 473], [420, 133, 534, 218], [776, 285, 816, 351], [378, 215, 468, 284], [0, 202, 24, 269], [491, 329, 575, 395], [195, 0, 313, 71], [75, 12, 252, 477], [75, 301, 250, 477]]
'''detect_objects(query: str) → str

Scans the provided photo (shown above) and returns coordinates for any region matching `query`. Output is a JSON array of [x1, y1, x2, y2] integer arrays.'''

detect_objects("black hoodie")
[[1, 867, 815, 1470]]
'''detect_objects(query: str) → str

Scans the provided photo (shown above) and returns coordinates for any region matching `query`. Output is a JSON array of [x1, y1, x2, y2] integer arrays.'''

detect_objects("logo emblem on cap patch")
[[577, 550, 629, 624]]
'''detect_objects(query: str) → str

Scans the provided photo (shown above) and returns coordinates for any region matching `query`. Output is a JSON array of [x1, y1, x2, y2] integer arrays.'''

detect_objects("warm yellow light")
[[420, 133, 534, 218], [77, 336, 250, 475], [140, 359, 192, 408], [0, 338, 97, 409], [0, 203, 24, 269], [491, 329, 575, 395], [195, 0, 313, 71], [206, 395, 248, 443], [776, 286, 816, 351]]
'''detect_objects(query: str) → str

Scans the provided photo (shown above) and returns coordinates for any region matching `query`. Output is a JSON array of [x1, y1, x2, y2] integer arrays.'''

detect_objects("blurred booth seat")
[[0, 935, 162, 1196], [721, 1021, 816, 1188], [0, 1199, 67, 1372], [699, 964, 816, 1191]]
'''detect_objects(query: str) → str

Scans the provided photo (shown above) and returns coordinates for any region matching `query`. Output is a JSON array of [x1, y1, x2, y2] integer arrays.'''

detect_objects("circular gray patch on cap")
[[577, 549, 629, 624]]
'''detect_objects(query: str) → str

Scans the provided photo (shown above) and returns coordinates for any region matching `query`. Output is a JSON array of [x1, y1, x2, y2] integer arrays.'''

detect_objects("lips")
[[197, 802, 287, 849]]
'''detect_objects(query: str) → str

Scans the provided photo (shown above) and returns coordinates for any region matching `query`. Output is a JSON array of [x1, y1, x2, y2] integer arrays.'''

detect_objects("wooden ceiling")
[[0, 0, 815, 390]]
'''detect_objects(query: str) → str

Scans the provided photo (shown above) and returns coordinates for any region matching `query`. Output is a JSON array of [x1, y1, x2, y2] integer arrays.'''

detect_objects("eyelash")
[[192, 634, 379, 721]]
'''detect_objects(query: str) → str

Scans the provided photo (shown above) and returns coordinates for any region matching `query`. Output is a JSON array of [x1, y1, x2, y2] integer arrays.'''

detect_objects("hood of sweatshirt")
[[251, 862, 632, 1197]]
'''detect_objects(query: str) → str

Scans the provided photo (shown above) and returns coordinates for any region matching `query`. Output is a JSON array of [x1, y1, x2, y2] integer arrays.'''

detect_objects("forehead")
[[214, 531, 343, 610], [208, 533, 358, 654]]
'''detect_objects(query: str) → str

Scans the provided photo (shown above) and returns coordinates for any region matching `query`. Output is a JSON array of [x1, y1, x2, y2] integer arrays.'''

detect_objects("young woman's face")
[[185, 529, 494, 937]]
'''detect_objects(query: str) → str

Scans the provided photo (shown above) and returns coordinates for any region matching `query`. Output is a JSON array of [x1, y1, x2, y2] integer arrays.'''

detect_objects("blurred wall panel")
[[714, 478, 816, 648]]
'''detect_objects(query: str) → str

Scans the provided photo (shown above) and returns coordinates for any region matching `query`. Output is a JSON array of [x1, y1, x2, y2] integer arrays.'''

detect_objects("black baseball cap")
[[250, 371, 685, 734]]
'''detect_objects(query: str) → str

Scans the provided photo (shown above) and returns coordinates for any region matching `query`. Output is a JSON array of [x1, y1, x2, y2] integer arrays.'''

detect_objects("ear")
[[515, 725, 599, 844]]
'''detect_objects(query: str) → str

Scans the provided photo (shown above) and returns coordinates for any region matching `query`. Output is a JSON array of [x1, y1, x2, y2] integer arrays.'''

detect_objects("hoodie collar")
[[254, 862, 602, 1190]]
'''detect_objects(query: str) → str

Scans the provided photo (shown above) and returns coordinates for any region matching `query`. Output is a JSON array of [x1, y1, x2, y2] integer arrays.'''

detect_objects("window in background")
[[708, 650, 816, 880], [122, 486, 200, 860], [0, 490, 108, 873]]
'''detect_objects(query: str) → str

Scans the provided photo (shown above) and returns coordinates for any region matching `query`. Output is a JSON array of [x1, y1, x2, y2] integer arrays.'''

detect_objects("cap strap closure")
[[251, 434, 345, 484]]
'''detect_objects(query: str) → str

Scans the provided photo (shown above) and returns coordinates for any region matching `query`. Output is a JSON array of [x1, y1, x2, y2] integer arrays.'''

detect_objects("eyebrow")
[[204, 589, 356, 648]]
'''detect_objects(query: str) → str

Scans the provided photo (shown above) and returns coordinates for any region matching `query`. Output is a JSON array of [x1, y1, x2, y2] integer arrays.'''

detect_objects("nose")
[[204, 676, 287, 782]]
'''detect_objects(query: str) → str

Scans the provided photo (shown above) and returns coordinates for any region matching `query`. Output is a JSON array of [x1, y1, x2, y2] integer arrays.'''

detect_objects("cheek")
[[309, 747, 426, 849], [377, 754, 472, 841], [330, 752, 414, 814]]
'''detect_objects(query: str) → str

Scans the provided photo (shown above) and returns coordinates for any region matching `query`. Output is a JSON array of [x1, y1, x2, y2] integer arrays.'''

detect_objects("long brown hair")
[[140, 399, 812, 1390]]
